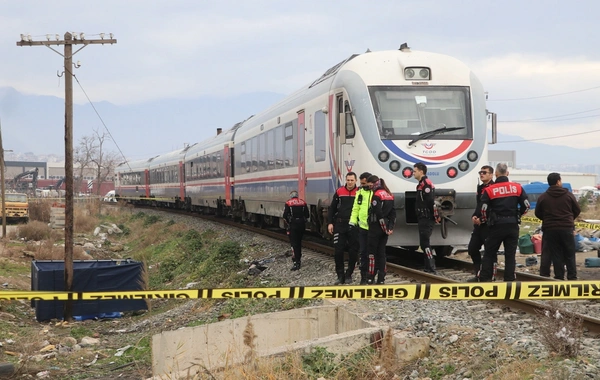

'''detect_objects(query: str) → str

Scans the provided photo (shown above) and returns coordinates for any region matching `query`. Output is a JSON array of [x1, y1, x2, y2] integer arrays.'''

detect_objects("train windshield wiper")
[[408, 126, 465, 146]]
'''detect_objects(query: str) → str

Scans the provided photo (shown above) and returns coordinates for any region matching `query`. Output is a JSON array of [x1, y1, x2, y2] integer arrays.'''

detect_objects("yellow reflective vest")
[[349, 188, 372, 230]]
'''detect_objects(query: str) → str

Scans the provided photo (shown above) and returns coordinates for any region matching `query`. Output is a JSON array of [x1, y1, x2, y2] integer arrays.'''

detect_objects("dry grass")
[[16, 221, 54, 241], [536, 301, 583, 358], [28, 199, 52, 223], [28, 240, 91, 261]]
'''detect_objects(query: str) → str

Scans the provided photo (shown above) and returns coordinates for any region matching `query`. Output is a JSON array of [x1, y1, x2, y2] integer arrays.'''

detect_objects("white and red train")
[[115, 46, 494, 255]]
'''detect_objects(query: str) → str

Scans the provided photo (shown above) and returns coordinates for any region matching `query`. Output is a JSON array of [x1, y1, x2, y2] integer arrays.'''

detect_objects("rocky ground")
[[1, 210, 600, 379]]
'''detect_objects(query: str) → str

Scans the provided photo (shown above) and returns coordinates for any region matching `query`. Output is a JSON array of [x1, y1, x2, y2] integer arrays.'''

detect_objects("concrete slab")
[[151, 304, 430, 379]]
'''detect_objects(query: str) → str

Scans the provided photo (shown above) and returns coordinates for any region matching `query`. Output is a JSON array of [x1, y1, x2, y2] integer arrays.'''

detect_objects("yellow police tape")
[[2, 281, 600, 301], [522, 216, 600, 230]]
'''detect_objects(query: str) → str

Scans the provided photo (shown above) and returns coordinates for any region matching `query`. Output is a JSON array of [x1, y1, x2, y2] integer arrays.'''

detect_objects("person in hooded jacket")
[[366, 175, 396, 284], [534, 172, 580, 280]]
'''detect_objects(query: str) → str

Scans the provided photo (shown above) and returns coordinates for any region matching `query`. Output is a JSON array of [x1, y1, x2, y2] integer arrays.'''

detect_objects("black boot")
[[376, 272, 385, 284], [360, 271, 368, 285], [334, 273, 345, 285], [424, 248, 437, 274], [291, 262, 301, 271], [344, 269, 354, 284]]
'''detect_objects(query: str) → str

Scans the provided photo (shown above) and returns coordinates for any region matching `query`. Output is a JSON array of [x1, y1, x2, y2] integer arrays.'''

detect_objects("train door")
[[336, 94, 356, 181], [224, 144, 232, 206], [297, 110, 306, 199]]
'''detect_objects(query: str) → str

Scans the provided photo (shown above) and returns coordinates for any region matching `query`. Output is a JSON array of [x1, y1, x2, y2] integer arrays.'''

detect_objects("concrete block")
[[393, 331, 430, 361]]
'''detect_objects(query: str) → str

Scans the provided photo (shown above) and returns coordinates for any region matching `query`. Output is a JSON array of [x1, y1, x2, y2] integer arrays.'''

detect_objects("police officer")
[[328, 172, 359, 284], [413, 162, 438, 273], [366, 175, 396, 284], [467, 165, 495, 275], [283, 190, 310, 271], [469, 163, 529, 282], [349, 172, 373, 285]]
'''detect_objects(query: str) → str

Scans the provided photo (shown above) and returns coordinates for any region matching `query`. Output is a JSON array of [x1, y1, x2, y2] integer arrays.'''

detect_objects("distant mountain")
[[0, 86, 285, 159], [1, 86, 597, 166], [491, 133, 599, 166]]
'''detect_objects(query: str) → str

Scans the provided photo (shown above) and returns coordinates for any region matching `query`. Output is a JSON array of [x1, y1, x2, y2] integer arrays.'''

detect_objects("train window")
[[369, 86, 472, 140], [275, 126, 284, 169], [344, 101, 356, 139], [284, 123, 294, 167], [251, 137, 259, 172], [314, 111, 326, 162], [266, 129, 275, 170], [245, 139, 252, 172], [259, 133, 266, 171], [213, 153, 218, 178], [216, 152, 222, 177], [240, 142, 246, 172]]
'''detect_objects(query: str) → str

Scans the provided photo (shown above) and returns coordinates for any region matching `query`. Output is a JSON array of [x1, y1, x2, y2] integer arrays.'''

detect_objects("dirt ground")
[[453, 247, 600, 280]]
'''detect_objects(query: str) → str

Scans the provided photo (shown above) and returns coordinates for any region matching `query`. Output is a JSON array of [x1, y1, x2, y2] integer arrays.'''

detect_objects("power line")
[[501, 113, 600, 123], [495, 128, 600, 143], [488, 85, 600, 101], [501, 107, 600, 122], [72, 75, 132, 172]]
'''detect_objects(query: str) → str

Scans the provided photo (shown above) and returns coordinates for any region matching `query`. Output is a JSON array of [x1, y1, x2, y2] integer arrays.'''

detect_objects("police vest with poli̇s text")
[[284, 198, 309, 225], [479, 176, 529, 225]]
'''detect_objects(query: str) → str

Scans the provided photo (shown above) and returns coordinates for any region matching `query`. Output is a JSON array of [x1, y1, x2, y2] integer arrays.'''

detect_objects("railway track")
[[132, 205, 600, 335]]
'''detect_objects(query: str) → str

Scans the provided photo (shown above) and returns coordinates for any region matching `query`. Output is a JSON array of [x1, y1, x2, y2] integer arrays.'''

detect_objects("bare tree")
[[74, 135, 97, 194], [75, 128, 119, 196]]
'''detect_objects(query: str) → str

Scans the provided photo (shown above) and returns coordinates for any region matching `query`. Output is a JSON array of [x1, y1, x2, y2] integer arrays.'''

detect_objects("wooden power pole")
[[17, 32, 116, 321], [0, 119, 6, 240]]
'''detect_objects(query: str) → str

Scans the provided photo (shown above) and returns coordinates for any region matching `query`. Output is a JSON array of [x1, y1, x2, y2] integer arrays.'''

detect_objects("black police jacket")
[[416, 176, 435, 220], [478, 176, 529, 225], [327, 185, 357, 224]]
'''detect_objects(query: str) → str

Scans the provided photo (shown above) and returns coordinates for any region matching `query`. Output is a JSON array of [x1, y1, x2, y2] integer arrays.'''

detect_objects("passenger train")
[[115, 45, 496, 256]]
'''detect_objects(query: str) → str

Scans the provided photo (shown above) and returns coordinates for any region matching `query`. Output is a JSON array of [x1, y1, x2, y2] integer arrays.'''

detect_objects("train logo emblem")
[[344, 159, 355, 172], [422, 142, 435, 150]]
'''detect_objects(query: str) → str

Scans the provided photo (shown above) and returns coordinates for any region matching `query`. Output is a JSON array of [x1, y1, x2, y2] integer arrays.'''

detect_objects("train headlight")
[[467, 150, 478, 162], [458, 160, 469, 171], [405, 67, 430, 80], [447, 167, 458, 178], [389, 160, 400, 172], [378, 151, 390, 162], [402, 167, 413, 178]]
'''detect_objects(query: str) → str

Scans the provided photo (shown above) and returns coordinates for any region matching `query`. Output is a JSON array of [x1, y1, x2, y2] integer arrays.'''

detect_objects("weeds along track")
[[132, 204, 600, 335]]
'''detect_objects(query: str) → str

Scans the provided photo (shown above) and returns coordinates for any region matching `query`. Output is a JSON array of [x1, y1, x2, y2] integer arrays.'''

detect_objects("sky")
[[2, 0, 600, 155]]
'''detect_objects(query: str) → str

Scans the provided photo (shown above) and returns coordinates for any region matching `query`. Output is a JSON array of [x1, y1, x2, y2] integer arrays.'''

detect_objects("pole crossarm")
[[17, 39, 117, 47]]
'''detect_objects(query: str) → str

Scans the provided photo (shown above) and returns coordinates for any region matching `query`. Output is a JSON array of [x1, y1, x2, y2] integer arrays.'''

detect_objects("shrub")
[[29, 200, 52, 222], [218, 241, 242, 263], [143, 214, 160, 227], [74, 205, 99, 233], [17, 221, 52, 241]]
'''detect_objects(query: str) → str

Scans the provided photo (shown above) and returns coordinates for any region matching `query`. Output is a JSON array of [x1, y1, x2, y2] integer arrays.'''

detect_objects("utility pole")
[[17, 32, 116, 321], [0, 119, 6, 239]]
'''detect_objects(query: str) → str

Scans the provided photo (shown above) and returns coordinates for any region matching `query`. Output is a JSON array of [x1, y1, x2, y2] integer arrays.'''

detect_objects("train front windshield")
[[369, 86, 473, 140]]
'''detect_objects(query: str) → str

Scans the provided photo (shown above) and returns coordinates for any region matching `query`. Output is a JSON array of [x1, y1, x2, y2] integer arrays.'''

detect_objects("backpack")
[[518, 233, 535, 254]]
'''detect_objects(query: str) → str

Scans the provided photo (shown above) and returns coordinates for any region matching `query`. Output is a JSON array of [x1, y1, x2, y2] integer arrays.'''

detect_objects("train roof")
[[148, 145, 195, 168], [185, 127, 236, 158], [233, 49, 472, 135], [115, 156, 159, 173]]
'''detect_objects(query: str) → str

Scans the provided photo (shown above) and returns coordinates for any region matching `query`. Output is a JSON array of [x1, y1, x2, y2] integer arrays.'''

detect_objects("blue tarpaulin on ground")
[[31, 259, 147, 322]]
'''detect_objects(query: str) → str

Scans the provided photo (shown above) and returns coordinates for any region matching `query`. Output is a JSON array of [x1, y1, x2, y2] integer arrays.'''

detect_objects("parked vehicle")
[[522, 181, 573, 209]]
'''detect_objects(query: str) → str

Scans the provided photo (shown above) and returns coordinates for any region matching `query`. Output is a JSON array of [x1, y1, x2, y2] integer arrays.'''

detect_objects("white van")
[[103, 190, 117, 202]]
